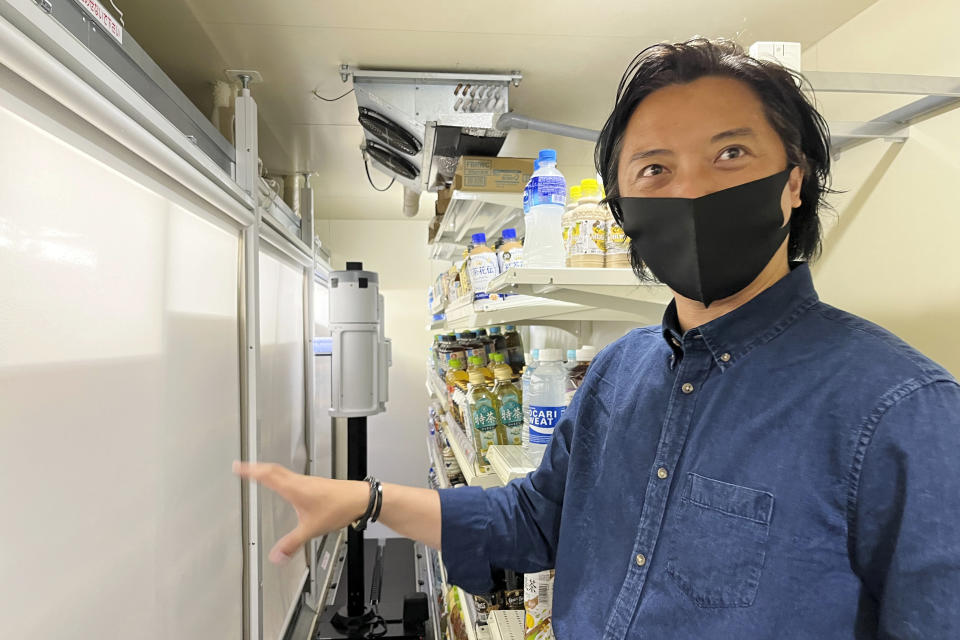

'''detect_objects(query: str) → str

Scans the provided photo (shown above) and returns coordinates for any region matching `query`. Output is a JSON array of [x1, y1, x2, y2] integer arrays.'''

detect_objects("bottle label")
[[472, 400, 500, 463], [528, 405, 565, 444], [606, 219, 630, 255], [498, 392, 524, 445], [524, 570, 555, 639], [571, 217, 607, 256], [499, 246, 524, 272], [468, 252, 501, 301], [530, 176, 567, 207]]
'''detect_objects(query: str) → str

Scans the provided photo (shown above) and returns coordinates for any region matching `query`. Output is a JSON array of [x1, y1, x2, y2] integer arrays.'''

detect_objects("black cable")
[[364, 159, 396, 192], [312, 87, 355, 102]]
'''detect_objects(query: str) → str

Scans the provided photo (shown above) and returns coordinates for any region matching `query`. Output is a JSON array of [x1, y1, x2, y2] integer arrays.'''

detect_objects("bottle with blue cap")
[[522, 159, 540, 215], [498, 227, 524, 273], [467, 231, 501, 303], [525, 348, 568, 464], [524, 149, 567, 268]]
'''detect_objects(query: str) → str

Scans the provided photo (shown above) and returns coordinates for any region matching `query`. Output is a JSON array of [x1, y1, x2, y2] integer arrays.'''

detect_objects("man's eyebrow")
[[629, 148, 673, 162], [711, 127, 756, 143]]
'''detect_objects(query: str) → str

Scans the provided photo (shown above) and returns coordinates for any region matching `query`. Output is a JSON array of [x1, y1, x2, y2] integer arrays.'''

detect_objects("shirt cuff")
[[438, 486, 495, 594]]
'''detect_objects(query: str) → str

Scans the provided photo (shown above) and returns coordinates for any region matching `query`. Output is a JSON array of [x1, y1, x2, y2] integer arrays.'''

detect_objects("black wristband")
[[351, 476, 380, 532], [371, 481, 384, 523]]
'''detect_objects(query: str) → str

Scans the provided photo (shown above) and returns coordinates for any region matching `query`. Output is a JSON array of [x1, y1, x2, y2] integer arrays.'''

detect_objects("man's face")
[[616, 75, 803, 223]]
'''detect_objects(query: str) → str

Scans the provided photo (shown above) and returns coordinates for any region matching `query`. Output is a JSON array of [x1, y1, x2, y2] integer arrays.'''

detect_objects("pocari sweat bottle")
[[523, 150, 567, 268], [522, 159, 540, 215], [524, 348, 568, 465], [520, 349, 539, 454]]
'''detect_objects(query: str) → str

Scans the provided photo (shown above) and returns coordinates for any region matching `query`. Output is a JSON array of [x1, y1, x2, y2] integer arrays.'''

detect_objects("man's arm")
[[852, 378, 960, 638], [439, 401, 576, 593]]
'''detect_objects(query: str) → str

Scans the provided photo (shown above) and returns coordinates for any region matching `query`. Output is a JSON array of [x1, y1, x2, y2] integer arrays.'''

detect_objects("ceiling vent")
[[342, 66, 522, 194]]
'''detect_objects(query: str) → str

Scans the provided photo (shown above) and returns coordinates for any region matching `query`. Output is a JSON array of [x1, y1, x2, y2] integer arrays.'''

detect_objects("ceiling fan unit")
[[343, 65, 523, 194]]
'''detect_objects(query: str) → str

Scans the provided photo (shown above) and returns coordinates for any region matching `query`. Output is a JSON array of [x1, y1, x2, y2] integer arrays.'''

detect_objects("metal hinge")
[[33, 0, 53, 14]]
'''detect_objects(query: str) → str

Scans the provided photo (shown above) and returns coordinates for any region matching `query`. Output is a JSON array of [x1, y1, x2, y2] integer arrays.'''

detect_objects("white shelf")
[[488, 610, 525, 640], [429, 268, 671, 331], [426, 367, 450, 413], [430, 190, 524, 261], [437, 294, 648, 332], [487, 267, 672, 319], [486, 445, 537, 485], [441, 415, 501, 489]]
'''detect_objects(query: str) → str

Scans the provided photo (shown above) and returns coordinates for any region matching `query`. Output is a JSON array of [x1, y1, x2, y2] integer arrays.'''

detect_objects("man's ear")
[[789, 166, 804, 209]]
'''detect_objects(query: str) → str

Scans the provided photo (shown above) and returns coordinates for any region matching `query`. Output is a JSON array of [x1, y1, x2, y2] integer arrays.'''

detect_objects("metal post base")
[[329, 605, 378, 638]]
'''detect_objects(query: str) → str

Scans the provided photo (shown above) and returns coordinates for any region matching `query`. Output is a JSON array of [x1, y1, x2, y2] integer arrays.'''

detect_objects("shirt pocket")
[[665, 473, 774, 608]]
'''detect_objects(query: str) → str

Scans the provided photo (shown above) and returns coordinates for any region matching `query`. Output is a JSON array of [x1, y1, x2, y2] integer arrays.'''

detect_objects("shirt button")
[[657, 467, 669, 479], [670, 337, 681, 347], [635, 553, 647, 567], [720, 352, 731, 363], [681, 382, 695, 394]]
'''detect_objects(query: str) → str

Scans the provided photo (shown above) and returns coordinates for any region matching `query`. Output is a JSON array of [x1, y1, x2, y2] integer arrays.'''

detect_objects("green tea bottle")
[[493, 365, 523, 445], [468, 367, 506, 471]]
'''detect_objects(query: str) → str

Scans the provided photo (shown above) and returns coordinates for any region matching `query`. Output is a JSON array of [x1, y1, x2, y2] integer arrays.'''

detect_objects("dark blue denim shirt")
[[439, 264, 960, 639]]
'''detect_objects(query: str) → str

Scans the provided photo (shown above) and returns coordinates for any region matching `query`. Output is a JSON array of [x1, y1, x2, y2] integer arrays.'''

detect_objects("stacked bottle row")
[[428, 406, 466, 488], [431, 228, 524, 312], [520, 346, 597, 465], [433, 325, 525, 380], [561, 179, 631, 268], [521, 148, 632, 270]]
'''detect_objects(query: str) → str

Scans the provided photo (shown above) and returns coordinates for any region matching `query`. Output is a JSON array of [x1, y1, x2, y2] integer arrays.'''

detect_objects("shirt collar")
[[661, 262, 820, 371]]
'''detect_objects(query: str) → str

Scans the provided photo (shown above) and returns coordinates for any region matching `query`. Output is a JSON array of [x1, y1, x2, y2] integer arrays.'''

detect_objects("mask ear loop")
[[606, 197, 624, 226]]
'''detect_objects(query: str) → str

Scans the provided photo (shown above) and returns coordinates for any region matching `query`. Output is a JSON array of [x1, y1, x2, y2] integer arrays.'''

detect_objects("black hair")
[[596, 38, 834, 281]]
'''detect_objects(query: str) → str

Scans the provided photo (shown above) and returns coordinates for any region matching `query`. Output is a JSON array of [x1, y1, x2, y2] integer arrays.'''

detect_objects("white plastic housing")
[[329, 267, 391, 417]]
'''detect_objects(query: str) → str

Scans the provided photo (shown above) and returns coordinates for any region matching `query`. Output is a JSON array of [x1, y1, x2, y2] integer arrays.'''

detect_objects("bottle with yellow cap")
[[492, 362, 523, 445], [561, 184, 582, 267], [467, 364, 506, 472], [604, 188, 632, 269], [568, 179, 607, 268], [489, 352, 514, 381], [467, 354, 495, 385]]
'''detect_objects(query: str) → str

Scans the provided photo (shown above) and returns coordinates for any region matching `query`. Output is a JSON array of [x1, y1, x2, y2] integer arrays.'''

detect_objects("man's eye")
[[640, 164, 665, 177], [718, 146, 746, 161]]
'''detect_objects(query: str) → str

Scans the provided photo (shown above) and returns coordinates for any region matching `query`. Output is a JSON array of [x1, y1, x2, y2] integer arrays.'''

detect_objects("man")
[[236, 39, 960, 638]]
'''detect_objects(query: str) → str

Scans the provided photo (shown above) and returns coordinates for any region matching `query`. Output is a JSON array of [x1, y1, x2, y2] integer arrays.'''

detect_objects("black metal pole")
[[346, 416, 367, 619]]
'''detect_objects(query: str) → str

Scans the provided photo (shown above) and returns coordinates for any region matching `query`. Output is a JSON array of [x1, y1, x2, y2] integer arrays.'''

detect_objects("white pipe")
[[497, 112, 600, 142]]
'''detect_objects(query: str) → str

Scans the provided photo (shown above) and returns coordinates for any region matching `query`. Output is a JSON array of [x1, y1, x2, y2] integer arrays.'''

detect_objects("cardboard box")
[[436, 186, 453, 215], [428, 213, 444, 244], [453, 156, 535, 193]]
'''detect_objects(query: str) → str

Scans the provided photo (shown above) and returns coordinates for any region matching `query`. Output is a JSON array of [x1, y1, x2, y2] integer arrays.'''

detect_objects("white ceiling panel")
[[116, 0, 878, 220]]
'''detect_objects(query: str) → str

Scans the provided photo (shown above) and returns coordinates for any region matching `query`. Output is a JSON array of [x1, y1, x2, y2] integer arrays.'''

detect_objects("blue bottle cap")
[[567, 349, 577, 360], [502, 228, 517, 240], [489, 327, 501, 334], [471, 232, 487, 244], [537, 149, 557, 164], [505, 325, 516, 331]]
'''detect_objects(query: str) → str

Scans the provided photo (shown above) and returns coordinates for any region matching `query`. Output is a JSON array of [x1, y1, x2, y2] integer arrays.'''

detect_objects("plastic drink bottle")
[[523, 149, 567, 268], [520, 349, 539, 455], [493, 365, 524, 445], [524, 348, 568, 465], [467, 367, 505, 472]]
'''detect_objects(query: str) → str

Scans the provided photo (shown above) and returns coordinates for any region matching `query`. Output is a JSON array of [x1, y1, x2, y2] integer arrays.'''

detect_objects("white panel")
[[0, 95, 242, 637], [258, 247, 308, 640]]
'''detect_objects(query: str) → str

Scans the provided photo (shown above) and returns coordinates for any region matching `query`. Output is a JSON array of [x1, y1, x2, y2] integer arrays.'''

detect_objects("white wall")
[[805, 0, 960, 376], [316, 218, 432, 537]]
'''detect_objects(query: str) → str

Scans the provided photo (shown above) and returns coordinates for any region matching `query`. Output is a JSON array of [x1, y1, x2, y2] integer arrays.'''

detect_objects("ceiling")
[[117, 0, 877, 220]]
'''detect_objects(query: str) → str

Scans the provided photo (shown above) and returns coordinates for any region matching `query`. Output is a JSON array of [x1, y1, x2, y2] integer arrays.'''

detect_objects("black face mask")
[[613, 168, 793, 307]]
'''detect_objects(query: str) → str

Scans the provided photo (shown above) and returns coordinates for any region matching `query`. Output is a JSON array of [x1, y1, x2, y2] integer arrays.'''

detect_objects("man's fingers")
[[269, 525, 309, 565], [232, 461, 296, 500]]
